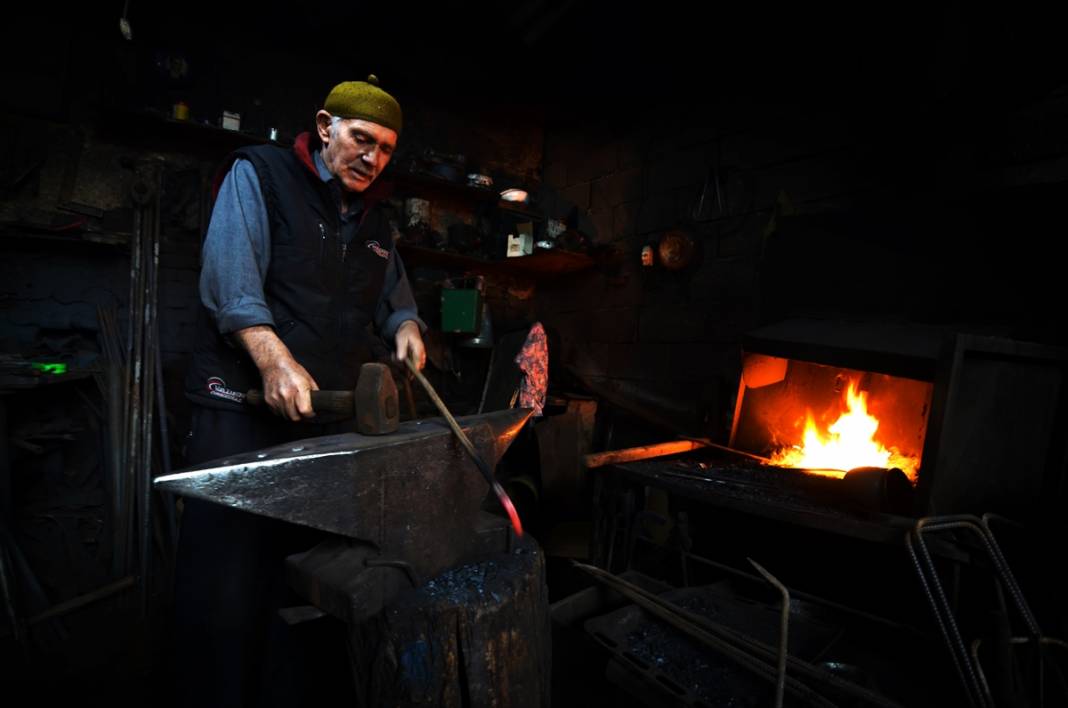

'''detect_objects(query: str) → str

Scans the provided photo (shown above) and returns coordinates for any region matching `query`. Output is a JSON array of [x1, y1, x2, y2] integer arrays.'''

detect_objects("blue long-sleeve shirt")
[[199, 150, 425, 342]]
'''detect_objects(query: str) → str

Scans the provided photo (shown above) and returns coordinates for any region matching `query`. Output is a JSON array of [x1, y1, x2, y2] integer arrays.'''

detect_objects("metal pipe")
[[98, 307, 125, 580], [629, 539, 908, 706], [0, 399, 10, 526], [26, 576, 136, 626], [749, 558, 790, 708], [976, 514, 1041, 635], [906, 531, 984, 707], [969, 639, 996, 706], [584, 440, 707, 469], [155, 337, 177, 561], [918, 516, 1039, 635], [107, 359, 124, 579], [1, 528, 68, 640], [476, 343, 496, 414], [152, 257, 171, 482], [679, 437, 775, 464], [119, 204, 144, 578], [912, 515, 1052, 708], [0, 537, 23, 645], [572, 561, 840, 708], [669, 542, 926, 635], [908, 522, 991, 708], [138, 190, 159, 617]]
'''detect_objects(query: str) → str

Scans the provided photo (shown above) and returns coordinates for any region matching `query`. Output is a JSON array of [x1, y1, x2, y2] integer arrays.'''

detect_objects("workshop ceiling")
[[6, 1, 1068, 113], [135, 0, 1068, 110]]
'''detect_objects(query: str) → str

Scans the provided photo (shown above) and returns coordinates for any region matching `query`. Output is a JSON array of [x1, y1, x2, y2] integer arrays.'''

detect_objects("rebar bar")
[[585, 555, 905, 707], [138, 185, 159, 617], [26, 576, 135, 625], [905, 529, 985, 708], [749, 558, 790, 708], [574, 561, 841, 708]]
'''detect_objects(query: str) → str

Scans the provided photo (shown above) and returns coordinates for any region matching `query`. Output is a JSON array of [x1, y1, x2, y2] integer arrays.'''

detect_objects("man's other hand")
[[394, 320, 425, 371], [235, 325, 320, 421]]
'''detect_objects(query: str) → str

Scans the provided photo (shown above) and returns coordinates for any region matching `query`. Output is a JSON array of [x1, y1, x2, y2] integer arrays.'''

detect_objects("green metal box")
[[441, 288, 482, 333]]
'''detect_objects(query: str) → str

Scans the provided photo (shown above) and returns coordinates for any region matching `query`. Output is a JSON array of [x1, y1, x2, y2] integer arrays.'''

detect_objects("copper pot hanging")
[[657, 229, 696, 270]]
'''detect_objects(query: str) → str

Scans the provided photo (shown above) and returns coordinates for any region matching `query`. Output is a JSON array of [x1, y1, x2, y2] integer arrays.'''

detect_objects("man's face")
[[317, 112, 397, 193]]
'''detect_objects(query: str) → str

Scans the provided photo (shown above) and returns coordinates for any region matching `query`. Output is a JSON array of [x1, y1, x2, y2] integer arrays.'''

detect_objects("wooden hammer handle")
[[246, 389, 354, 416]]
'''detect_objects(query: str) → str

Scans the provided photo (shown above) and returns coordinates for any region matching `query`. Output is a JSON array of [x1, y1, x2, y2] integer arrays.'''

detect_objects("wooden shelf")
[[0, 222, 130, 249], [397, 244, 594, 280], [497, 201, 544, 222], [381, 170, 545, 221], [0, 356, 96, 392], [104, 108, 291, 150], [381, 170, 499, 206]]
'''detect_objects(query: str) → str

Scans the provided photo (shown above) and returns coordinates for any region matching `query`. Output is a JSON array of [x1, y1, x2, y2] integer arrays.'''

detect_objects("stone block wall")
[[528, 93, 1068, 440]]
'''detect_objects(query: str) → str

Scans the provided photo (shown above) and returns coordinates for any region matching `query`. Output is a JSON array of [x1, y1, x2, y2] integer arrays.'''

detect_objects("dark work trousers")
[[172, 405, 356, 708]]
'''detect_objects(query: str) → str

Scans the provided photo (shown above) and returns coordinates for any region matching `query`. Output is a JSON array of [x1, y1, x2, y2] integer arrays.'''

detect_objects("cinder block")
[[543, 161, 568, 189], [674, 183, 704, 221], [586, 207, 614, 244], [589, 307, 638, 343], [552, 261, 643, 311], [638, 306, 710, 343], [648, 149, 706, 195], [714, 219, 762, 259], [636, 193, 678, 234], [668, 342, 731, 382], [544, 130, 585, 166], [568, 143, 618, 184], [718, 118, 853, 171], [560, 182, 591, 212], [618, 139, 644, 169], [645, 115, 684, 161], [591, 167, 643, 209], [613, 202, 640, 242]]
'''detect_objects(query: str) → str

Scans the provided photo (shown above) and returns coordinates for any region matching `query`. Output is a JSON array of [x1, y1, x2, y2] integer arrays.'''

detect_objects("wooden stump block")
[[347, 535, 551, 707]]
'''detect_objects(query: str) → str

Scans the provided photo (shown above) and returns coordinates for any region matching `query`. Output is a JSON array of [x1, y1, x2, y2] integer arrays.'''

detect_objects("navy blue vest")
[[185, 139, 393, 412]]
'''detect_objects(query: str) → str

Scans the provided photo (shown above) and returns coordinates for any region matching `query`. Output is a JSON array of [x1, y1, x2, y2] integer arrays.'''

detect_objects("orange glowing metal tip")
[[404, 352, 524, 537]]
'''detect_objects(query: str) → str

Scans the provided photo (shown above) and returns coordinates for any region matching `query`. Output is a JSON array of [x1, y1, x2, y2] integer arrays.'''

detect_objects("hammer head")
[[356, 362, 399, 435]]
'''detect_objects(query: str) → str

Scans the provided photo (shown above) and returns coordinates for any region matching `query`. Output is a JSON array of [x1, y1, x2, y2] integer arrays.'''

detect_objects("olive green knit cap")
[[323, 75, 402, 135]]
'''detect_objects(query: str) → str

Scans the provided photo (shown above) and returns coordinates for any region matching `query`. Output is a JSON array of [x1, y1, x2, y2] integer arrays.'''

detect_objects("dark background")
[[2, 0, 1067, 704]]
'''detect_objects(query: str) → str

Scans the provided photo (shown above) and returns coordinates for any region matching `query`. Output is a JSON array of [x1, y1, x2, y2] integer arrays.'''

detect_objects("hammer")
[[245, 362, 399, 435]]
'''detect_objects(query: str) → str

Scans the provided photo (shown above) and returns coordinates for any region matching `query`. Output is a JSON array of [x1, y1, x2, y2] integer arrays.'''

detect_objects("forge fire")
[[729, 353, 934, 488], [769, 378, 920, 481]]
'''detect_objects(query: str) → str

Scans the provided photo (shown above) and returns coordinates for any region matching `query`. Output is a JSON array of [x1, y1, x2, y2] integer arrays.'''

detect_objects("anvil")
[[156, 408, 532, 622]]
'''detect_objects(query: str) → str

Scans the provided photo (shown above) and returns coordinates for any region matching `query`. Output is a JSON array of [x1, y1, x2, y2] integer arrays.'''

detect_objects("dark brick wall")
[[0, 121, 224, 448], [531, 93, 1068, 440]]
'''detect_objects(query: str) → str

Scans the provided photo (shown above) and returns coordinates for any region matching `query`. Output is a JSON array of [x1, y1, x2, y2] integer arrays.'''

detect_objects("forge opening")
[[730, 353, 934, 483]]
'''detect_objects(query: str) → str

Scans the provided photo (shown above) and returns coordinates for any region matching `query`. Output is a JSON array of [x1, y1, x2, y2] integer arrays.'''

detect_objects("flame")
[[770, 380, 919, 482]]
